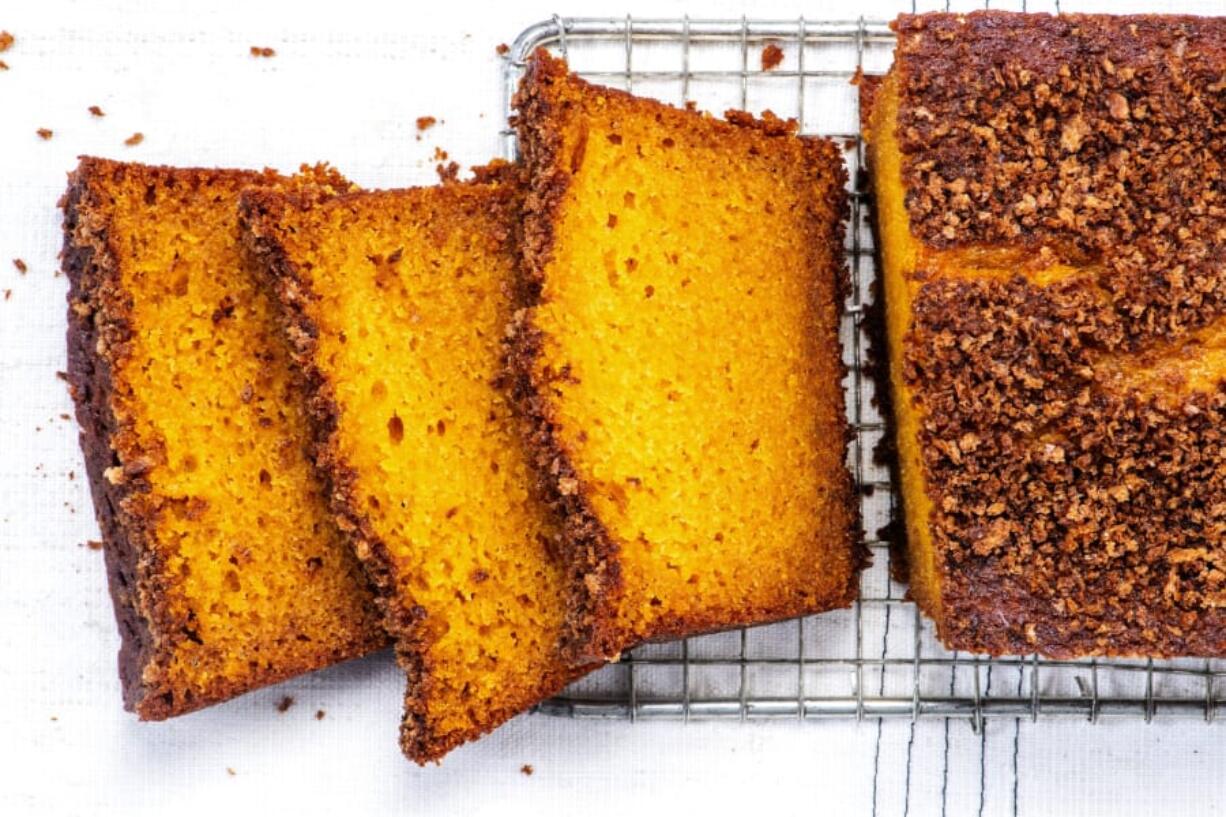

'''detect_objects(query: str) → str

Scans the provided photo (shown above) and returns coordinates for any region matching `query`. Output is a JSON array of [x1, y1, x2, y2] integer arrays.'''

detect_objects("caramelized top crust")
[[884, 12, 1226, 656], [896, 12, 1226, 343]]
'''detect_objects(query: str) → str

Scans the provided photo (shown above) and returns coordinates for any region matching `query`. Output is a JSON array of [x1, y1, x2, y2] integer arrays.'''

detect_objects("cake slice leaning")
[[863, 11, 1226, 657], [62, 158, 387, 719], [509, 50, 866, 664], [239, 164, 586, 764]]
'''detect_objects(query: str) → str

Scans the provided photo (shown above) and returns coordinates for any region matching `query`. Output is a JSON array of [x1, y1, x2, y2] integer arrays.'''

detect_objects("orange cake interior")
[[864, 12, 1226, 656], [239, 167, 583, 763], [510, 50, 865, 662], [62, 158, 386, 719]]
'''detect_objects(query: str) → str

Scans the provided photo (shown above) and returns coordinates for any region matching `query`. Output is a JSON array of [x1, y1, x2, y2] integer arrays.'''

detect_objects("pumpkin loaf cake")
[[239, 165, 583, 764], [61, 157, 387, 719], [864, 12, 1226, 657], [510, 50, 865, 663]]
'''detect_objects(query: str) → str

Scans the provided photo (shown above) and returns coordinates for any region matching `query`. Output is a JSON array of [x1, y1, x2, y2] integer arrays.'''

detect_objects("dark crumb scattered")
[[415, 116, 437, 131], [85, 540, 103, 551], [684, 100, 697, 112], [50, 715, 58, 722], [761, 42, 784, 71], [124, 132, 143, 147], [59, 413, 70, 421], [88, 105, 105, 117], [55, 371, 69, 382], [315, 709, 325, 720], [250, 46, 276, 57], [0, 31, 13, 52], [226, 767, 236, 777], [520, 764, 534, 776], [275, 695, 294, 713], [859, 482, 876, 497], [3, 290, 10, 301], [432, 146, 448, 162], [435, 161, 460, 183], [13, 258, 27, 274], [496, 43, 510, 56], [36, 128, 52, 140], [0, 61, 8, 71]]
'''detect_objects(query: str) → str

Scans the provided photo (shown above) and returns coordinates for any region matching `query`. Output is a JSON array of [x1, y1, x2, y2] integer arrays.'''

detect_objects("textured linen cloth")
[[2, 1, 1224, 815]]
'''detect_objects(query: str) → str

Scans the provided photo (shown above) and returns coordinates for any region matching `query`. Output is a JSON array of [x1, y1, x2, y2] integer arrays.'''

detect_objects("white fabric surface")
[[2, 0, 1225, 814]]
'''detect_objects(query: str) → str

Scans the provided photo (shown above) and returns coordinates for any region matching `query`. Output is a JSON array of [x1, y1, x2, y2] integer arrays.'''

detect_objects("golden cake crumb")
[[123, 132, 143, 146], [761, 42, 784, 70], [0, 31, 13, 52], [61, 158, 386, 719], [36, 128, 52, 140], [239, 164, 589, 764], [88, 105, 105, 117], [13, 258, 27, 274], [510, 50, 864, 662], [415, 116, 436, 131], [520, 764, 534, 776], [249, 46, 275, 57]]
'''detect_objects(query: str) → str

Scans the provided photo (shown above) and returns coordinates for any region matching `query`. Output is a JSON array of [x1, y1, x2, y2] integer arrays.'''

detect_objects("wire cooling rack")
[[498, 13, 1226, 728]]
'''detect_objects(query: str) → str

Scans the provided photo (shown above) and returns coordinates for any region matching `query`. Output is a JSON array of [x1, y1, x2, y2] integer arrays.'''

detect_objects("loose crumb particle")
[[520, 764, 534, 776], [496, 43, 510, 56], [435, 161, 460, 183], [56, 371, 69, 382], [432, 146, 449, 162], [315, 709, 326, 720], [88, 105, 105, 117], [761, 43, 784, 71], [85, 540, 103, 551], [0, 61, 8, 71], [13, 258, 27, 274], [3, 290, 10, 301], [50, 715, 58, 722], [276, 695, 294, 713], [226, 767, 236, 777], [250, 46, 276, 57], [36, 128, 52, 140], [415, 116, 437, 131], [0, 31, 13, 52], [124, 132, 143, 147]]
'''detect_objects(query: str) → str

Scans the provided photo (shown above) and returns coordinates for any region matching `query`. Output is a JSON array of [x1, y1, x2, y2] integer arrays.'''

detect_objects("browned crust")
[[239, 168, 589, 764], [856, 73, 911, 585], [62, 156, 384, 719], [876, 13, 1226, 657], [509, 49, 864, 663]]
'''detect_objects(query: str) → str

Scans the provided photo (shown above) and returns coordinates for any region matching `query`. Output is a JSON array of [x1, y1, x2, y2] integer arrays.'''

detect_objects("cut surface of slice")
[[864, 12, 1226, 657], [240, 166, 583, 763], [62, 157, 386, 719], [511, 50, 864, 662]]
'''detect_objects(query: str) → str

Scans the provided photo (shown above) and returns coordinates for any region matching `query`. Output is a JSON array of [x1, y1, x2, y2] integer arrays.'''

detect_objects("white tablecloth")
[[2, 0, 1224, 814]]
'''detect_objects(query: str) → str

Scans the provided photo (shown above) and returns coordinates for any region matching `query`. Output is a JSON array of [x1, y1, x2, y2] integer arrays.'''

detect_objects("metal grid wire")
[[498, 11, 1226, 728]]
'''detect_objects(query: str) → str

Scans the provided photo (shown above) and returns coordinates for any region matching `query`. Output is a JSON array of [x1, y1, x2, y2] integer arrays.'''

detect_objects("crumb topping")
[[889, 12, 1226, 655]]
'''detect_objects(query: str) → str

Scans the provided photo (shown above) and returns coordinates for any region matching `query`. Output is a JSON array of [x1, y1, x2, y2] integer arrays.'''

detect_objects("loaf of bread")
[[239, 165, 585, 763], [61, 158, 386, 719], [510, 50, 865, 663], [863, 12, 1226, 657]]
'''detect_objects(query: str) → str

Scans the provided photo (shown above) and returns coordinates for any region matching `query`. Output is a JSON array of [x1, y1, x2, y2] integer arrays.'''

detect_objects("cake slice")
[[510, 51, 864, 663], [864, 12, 1226, 657], [61, 158, 386, 719], [239, 165, 583, 764]]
